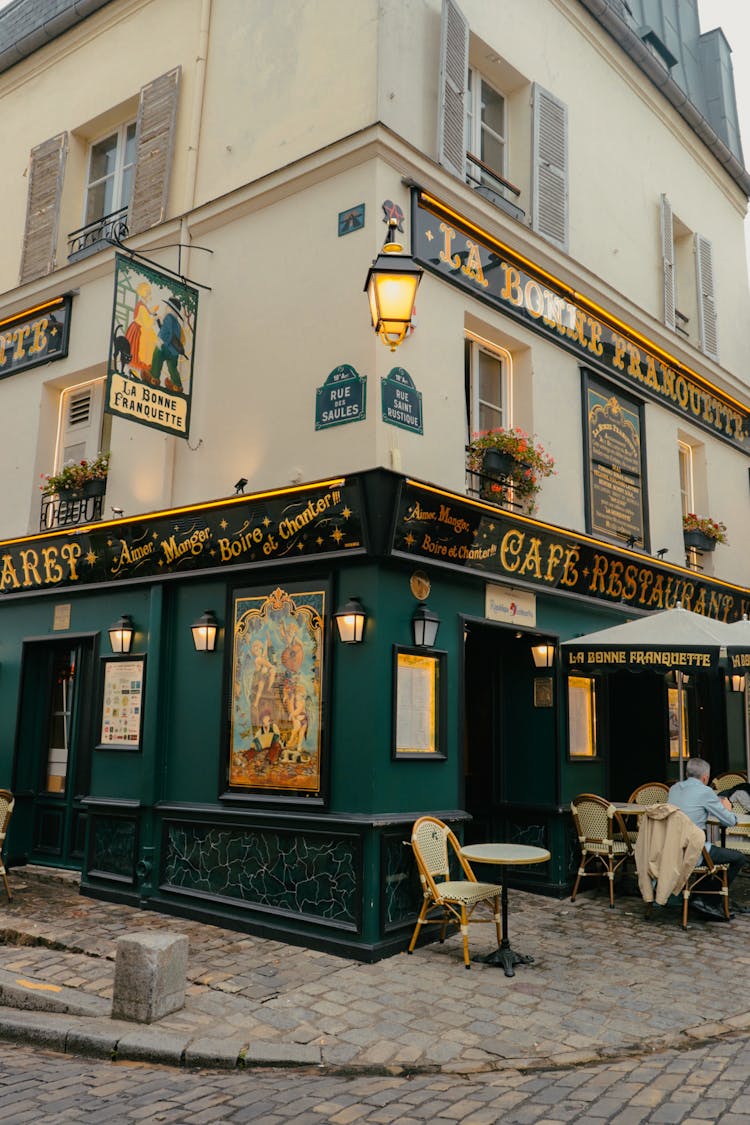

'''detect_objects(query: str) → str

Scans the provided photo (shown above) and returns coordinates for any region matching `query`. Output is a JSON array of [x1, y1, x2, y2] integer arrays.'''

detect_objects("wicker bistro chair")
[[407, 816, 503, 969], [570, 794, 634, 908], [724, 797, 750, 858], [628, 782, 670, 805], [0, 790, 14, 900], [676, 847, 731, 928], [712, 772, 748, 793], [624, 782, 670, 848]]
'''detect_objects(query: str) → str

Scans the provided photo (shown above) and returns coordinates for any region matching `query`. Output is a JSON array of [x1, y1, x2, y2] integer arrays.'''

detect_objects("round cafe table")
[[460, 843, 550, 977]]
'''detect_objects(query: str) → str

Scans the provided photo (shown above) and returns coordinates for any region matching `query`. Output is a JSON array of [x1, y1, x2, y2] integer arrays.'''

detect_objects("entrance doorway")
[[463, 622, 557, 844], [14, 637, 98, 869]]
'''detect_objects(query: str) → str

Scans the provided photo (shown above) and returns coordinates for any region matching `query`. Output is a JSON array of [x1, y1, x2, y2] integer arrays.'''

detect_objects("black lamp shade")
[[412, 603, 440, 647], [109, 614, 135, 654], [334, 598, 367, 644], [531, 642, 555, 669], [192, 610, 218, 652]]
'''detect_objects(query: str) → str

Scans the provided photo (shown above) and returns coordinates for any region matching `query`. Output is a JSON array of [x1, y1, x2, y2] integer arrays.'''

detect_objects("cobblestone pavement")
[[2, 868, 750, 1074], [3, 1036, 750, 1122]]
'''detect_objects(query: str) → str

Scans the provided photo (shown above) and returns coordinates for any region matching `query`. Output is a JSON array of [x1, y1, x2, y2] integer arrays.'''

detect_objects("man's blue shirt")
[[668, 776, 737, 851]]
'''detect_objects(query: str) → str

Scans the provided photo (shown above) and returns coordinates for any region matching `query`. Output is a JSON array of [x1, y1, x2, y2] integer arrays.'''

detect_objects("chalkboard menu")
[[584, 376, 646, 548]]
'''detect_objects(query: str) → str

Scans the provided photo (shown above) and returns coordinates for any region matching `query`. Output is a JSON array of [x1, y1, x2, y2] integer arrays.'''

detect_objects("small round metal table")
[[460, 843, 550, 977]]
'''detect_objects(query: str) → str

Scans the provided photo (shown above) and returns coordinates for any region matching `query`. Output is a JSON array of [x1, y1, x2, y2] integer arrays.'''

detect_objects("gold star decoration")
[[85, 550, 97, 566], [220, 519, 228, 530], [342, 506, 351, 519], [404, 532, 415, 547], [263, 516, 271, 527], [425, 229, 434, 241], [316, 537, 324, 546], [331, 528, 344, 543]]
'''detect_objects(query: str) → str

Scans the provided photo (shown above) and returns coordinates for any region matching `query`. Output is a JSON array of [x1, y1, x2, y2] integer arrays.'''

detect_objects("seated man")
[[668, 757, 748, 920]]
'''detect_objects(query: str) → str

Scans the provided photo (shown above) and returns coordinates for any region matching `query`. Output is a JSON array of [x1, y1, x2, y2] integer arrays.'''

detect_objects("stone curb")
[[0, 1006, 749, 1075], [0, 968, 109, 1017]]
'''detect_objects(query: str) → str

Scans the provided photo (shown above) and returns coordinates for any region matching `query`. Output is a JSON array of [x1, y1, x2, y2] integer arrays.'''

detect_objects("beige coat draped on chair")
[[634, 804, 705, 905]]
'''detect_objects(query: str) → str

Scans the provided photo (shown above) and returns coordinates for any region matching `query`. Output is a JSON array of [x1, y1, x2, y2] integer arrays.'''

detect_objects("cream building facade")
[[0, 0, 747, 955]]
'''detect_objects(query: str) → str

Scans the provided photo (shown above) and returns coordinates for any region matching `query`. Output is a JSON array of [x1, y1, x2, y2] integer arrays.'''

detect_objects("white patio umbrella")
[[562, 603, 738, 779]]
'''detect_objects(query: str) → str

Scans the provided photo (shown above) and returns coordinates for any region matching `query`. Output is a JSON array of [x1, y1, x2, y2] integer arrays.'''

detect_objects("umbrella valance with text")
[[562, 605, 740, 672]]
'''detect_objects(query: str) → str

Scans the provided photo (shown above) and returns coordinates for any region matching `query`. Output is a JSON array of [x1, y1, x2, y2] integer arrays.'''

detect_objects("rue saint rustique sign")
[[412, 190, 750, 453], [0, 480, 363, 595], [391, 479, 750, 625]]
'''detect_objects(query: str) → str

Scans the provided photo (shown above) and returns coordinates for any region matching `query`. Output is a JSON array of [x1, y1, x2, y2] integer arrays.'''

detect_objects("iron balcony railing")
[[466, 151, 525, 222], [465, 449, 524, 510], [40, 493, 105, 532], [67, 206, 129, 262]]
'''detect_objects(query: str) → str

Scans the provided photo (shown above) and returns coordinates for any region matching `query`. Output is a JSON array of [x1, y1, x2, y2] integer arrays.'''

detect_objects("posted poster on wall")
[[98, 657, 145, 750], [105, 254, 199, 439], [229, 586, 325, 796]]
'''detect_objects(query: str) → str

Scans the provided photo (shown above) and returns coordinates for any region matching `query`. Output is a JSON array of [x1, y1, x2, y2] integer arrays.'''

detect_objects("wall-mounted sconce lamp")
[[334, 597, 367, 644], [412, 603, 440, 648], [191, 610, 219, 653], [728, 673, 746, 693], [108, 614, 135, 654], [363, 218, 423, 351], [531, 642, 555, 669]]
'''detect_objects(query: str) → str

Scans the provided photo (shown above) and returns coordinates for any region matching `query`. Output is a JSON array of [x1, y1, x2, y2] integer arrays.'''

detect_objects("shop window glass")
[[568, 675, 598, 758]]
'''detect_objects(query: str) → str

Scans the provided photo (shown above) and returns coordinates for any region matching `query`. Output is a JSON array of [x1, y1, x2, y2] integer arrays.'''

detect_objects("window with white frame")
[[678, 441, 694, 518], [438, 0, 567, 246], [55, 379, 108, 472], [84, 122, 137, 226], [466, 69, 507, 189], [660, 194, 719, 361], [464, 337, 509, 442], [21, 68, 181, 283]]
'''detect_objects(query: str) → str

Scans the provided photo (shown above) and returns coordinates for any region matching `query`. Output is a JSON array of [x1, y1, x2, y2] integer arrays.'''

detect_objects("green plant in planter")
[[682, 513, 728, 546], [467, 427, 555, 511], [41, 451, 110, 498]]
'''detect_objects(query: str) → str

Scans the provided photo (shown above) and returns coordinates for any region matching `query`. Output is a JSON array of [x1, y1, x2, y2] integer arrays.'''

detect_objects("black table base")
[[474, 941, 535, 977]]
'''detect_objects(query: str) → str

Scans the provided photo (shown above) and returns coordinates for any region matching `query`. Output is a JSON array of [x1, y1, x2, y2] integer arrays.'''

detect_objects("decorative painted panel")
[[89, 816, 136, 878], [382, 832, 422, 930], [163, 823, 359, 927]]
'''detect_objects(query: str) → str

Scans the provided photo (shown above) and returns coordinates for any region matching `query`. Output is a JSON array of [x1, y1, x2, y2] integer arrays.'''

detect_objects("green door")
[[15, 637, 97, 869]]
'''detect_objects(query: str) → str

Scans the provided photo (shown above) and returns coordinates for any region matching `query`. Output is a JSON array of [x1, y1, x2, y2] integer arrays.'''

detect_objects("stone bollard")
[[111, 932, 189, 1024]]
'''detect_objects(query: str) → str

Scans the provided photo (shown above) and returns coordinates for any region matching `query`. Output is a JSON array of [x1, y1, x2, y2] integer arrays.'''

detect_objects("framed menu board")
[[583, 372, 648, 549], [98, 656, 146, 751], [392, 646, 446, 759]]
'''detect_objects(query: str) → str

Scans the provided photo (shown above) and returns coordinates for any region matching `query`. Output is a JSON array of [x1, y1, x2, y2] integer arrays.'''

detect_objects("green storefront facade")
[[0, 468, 748, 960]]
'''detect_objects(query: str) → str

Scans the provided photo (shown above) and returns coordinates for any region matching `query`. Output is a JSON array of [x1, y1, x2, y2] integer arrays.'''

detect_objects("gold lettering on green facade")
[[462, 241, 488, 287], [422, 202, 748, 448], [0, 554, 20, 590], [501, 265, 524, 307], [20, 550, 42, 588], [41, 547, 63, 584], [28, 318, 48, 355], [161, 529, 209, 564], [439, 223, 460, 270]]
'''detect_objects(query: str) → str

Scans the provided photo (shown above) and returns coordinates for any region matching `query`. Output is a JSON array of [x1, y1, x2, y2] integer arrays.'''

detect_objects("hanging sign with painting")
[[106, 254, 199, 439]]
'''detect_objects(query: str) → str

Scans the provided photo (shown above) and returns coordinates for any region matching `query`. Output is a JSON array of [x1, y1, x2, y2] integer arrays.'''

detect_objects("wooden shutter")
[[531, 84, 568, 251], [20, 133, 68, 284], [128, 67, 181, 236], [695, 234, 719, 361], [660, 194, 676, 331], [438, 0, 468, 179], [59, 381, 105, 468]]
